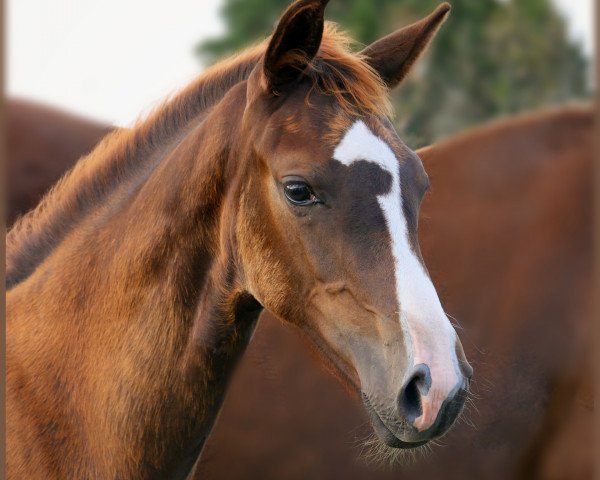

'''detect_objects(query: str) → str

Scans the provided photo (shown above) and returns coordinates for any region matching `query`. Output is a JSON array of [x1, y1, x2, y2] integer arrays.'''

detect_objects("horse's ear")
[[360, 3, 450, 90], [263, 0, 328, 91]]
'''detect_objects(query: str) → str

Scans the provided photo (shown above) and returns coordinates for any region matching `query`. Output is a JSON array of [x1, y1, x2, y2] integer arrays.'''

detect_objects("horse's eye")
[[283, 181, 320, 206]]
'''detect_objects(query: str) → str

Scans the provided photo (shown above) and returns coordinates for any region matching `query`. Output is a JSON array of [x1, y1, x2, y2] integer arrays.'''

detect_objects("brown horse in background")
[[7, 98, 593, 479], [415, 106, 593, 480], [7, 2, 473, 478], [6, 99, 113, 226]]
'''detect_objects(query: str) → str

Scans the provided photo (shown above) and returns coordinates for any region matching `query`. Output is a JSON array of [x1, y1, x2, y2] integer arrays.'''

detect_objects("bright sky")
[[7, 0, 594, 127]]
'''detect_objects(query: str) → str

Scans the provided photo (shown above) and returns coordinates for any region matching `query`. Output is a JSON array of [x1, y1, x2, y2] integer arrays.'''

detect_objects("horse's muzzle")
[[364, 365, 472, 448]]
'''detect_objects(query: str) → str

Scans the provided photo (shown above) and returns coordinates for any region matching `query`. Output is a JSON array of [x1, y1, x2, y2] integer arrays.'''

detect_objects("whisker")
[[354, 428, 444, 470], [444, 311, 464, 330]]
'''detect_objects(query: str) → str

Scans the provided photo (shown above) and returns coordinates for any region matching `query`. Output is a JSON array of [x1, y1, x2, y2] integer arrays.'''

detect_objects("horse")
[[5, 100, 592, 480], [6, 1, 473, 478], [5, 98, 113, 226]]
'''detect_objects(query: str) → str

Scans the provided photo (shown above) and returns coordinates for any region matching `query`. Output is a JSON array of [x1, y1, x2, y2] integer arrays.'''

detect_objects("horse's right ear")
[[263, 0, 329, 92], [360, 3, 451, 90]]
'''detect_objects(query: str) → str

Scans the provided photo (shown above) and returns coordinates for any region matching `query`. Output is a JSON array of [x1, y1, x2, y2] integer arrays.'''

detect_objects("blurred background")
[[8, 0, 594, 146], [5, 1, 596, 479]]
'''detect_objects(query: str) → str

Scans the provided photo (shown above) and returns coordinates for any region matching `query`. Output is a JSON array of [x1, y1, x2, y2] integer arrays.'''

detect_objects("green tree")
[[197, 0, 590, 147]]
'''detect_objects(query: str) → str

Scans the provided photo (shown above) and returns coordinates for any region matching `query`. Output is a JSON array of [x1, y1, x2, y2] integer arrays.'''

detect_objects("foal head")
[[234, 0, 471, 448]]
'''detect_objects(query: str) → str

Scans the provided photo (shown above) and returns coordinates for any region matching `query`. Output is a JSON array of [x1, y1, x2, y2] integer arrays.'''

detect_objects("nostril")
[[398, 364, 431, 421], [399, 376, 422, 420]]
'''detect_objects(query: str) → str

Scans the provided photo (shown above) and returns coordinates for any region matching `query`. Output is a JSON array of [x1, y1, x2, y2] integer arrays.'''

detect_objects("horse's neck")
[[8, 85, 261, 478], [6, 48, 263, 289]]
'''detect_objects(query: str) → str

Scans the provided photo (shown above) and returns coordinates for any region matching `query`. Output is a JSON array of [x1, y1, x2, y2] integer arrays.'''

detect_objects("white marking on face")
[[333, 120, 461, 431]]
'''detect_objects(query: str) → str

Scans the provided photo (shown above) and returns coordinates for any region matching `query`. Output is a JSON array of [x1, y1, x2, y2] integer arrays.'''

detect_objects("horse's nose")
[[398, 363, 469, 437]]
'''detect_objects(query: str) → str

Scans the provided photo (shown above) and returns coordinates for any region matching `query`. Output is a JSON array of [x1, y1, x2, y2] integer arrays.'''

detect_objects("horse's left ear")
[[360, 3, 451, 90], [263, 0, 329, 91]]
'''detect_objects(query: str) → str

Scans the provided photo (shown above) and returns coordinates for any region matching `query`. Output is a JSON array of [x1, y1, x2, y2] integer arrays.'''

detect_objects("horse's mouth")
[[363, 380, 470, 449], [363, 398, 428, 449]]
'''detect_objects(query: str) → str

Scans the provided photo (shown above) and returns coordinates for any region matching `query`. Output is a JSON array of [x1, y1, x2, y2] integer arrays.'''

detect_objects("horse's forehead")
[[333, 120, 398, 173], [267, 94, 412, 172], [264, 112, 340, 167], [331, 118, 421, 181], [331, 119, 427, 229], [276, 97, 353, 146]]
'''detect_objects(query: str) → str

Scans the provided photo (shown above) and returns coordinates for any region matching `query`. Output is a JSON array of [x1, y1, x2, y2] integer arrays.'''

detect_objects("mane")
[[6, 22, 390, 288]]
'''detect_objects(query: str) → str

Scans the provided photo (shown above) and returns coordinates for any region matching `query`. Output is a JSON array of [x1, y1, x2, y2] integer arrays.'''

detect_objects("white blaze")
[[333, 120, 460, 431]]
